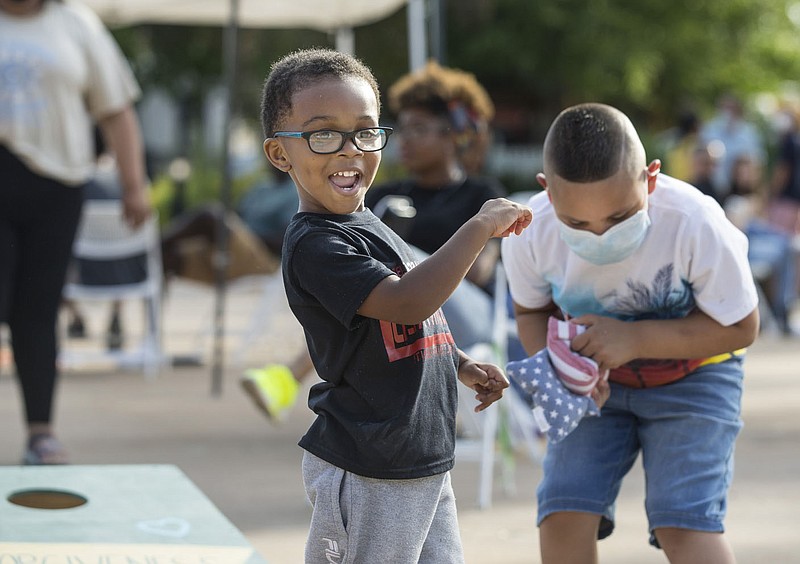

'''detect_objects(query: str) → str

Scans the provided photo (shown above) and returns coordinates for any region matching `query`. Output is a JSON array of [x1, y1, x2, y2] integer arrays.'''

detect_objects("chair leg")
[[142, 296, 162, 379], [231, 275, 284, 368], [505, 386, 545, 464], [755, 277, 781, 335], [477, 403, 498, 509]]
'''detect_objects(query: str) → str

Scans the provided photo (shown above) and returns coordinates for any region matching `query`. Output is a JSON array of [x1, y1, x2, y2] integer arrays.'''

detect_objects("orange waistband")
[[609, 349, 745, 388]]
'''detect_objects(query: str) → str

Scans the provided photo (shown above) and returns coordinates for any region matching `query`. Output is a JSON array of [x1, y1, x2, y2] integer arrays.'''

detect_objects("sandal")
[[23, 434, 69, 465]]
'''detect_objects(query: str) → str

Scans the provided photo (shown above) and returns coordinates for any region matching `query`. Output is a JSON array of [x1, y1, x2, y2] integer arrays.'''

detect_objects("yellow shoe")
[[240, 364, 300, 422]]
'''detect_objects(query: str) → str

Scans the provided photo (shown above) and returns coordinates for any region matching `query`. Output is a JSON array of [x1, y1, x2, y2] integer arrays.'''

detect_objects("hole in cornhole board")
[[7, 489, 88, 509]]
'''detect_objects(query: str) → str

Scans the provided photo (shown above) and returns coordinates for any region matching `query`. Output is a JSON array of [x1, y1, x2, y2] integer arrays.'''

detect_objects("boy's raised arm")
[[358, 198, 532, 324]]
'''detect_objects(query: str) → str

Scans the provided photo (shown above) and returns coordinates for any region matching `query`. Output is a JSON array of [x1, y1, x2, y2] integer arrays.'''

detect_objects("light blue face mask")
[[558, 205, 651, 265]]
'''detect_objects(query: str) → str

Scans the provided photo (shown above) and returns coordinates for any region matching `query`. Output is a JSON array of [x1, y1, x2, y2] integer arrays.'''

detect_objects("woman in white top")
[[0, 0, 150, 464]]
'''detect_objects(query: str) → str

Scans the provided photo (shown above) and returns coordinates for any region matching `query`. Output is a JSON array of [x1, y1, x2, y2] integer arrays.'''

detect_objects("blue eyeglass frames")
[[272, 127, 393, 154]]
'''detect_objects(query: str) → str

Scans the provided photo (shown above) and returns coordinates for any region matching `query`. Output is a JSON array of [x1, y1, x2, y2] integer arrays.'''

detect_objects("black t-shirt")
[[777, 132, 800, 203], [365, 175, 505, 256], [283, 209, 459, 479]]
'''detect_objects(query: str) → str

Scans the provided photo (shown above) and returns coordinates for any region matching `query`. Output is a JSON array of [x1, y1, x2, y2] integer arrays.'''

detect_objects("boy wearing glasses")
[[260, 48, 532, 563]]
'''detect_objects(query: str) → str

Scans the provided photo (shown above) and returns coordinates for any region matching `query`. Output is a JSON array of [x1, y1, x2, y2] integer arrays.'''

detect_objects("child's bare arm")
[[456, 349, 510, 412], [358, 198, 532, 324], [511, 300, 558, 356], [569, 307, 760, 374], [98, 107, 151, 228]]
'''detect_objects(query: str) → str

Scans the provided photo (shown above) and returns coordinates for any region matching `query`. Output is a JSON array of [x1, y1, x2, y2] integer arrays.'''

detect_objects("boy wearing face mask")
[[502, 103, 759, 564]]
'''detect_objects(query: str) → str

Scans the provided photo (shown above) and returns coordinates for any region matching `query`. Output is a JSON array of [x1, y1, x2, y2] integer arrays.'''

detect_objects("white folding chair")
[[456, 341, 502, 510], [228, 272, 286, 368], [61, 201, 164, 378], [454, 266, 544, 509], [185, 271, 286, 369]]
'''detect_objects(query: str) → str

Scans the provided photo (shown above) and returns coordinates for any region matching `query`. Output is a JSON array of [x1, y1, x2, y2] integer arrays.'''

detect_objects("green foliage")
[[149, 163, 264, 226], [110, 0, 800, 185], [149, 174, 175, 227], [112, 25, 333, 131], [353, 9, 411, 115], [447, 0, 800, 129]]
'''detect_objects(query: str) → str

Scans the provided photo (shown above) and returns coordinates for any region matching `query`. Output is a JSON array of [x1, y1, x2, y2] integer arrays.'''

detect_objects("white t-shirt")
[[502, 174, 757, 335], [0, 0, 141, 184]]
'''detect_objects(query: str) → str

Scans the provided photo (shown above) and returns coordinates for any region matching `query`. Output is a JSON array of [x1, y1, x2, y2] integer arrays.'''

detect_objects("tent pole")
[[335, 27, 355, 55], [211, 0, 240, 397], [429, 0, 445, 64], [407, 0, 427, 71]]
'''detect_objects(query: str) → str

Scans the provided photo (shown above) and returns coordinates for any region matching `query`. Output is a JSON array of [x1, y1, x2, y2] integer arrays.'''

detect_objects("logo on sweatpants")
[[322, 537, 342, 562]]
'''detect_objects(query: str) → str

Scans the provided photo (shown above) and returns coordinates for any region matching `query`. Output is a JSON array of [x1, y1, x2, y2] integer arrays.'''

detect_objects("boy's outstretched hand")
[[478, 198, 533, 238], [457, 355, 510, 412]]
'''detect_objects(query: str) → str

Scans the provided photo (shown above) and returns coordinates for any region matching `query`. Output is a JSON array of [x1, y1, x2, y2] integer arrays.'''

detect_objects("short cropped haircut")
[[544, 103, 643, 182], [387, 61, 494, 132], [260, 48, 381, 138]]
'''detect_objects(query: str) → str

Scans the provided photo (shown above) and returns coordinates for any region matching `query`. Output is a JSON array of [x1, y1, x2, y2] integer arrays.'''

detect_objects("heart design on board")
[[135, 517, 191, 538]]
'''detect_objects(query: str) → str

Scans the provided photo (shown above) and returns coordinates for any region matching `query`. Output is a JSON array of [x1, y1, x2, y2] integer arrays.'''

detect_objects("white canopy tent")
[[83, 0, 428, 69], [81, 0, 425, 394], [83, 0, 409, 32]]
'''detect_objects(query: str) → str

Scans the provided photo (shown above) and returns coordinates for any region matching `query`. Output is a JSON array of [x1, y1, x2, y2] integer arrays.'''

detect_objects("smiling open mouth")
[[330, 170, 361, 190]]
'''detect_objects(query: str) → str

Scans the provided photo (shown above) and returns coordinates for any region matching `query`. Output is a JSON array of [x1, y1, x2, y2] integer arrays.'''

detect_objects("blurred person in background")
[[768, 105, 800, 237], [689, 143, 721, 203], [0, 0, 150, 464], [660, 109, 702, 183], [367, 61, 505, 294], [699, 93, 766, 202], [726, 155, 798, 336]]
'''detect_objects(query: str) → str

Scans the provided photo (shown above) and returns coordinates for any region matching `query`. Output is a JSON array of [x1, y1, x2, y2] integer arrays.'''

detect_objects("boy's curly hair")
[[260, 48, 381, 138], [387, 61, 494, 132]]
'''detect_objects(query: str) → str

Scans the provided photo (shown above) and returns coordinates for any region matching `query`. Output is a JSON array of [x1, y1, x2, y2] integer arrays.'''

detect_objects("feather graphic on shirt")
[[613, 264, 695, 320]]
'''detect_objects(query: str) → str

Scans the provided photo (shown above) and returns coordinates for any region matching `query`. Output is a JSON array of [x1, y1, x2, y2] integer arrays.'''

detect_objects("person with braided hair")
[[367, 61, 505, 295]]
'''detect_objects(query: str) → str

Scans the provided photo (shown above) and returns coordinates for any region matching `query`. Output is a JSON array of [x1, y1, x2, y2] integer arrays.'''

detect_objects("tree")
[[108, 0, 800, 176], [446, 0, 800, 135]]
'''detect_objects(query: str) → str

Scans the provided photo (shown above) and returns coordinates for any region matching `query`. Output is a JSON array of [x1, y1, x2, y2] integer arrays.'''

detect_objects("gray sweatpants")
[[302, 451, 465, 564]]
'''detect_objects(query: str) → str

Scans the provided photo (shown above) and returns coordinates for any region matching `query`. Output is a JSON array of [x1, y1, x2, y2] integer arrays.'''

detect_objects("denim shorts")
[[537, 356, 744, 544]]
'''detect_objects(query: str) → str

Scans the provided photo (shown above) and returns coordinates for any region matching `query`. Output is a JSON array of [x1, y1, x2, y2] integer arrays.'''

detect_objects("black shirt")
[[282, 209, 459, 479], [365, 176, 505, 255], [776, 132, 800, 203]]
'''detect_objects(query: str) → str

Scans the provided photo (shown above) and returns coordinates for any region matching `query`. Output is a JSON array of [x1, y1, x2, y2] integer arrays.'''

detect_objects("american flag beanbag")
[[506, 348, 600, 443], [546, 316, 606, 395]]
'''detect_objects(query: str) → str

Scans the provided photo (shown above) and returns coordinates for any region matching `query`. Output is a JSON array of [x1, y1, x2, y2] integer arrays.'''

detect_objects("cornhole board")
[[0, 464, 267, 563]]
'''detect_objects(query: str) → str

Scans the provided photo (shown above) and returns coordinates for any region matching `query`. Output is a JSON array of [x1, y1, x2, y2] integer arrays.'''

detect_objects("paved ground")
[[1, 278, 798, 563]]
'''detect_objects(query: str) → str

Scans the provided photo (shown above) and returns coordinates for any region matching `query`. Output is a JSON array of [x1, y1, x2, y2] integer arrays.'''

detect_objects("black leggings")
[[0, 146, 84, 424]]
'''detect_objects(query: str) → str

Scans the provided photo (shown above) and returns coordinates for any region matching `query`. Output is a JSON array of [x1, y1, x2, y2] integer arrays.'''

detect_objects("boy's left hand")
[[569, 314, 639, 375], [457, 358, 510, 412]]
